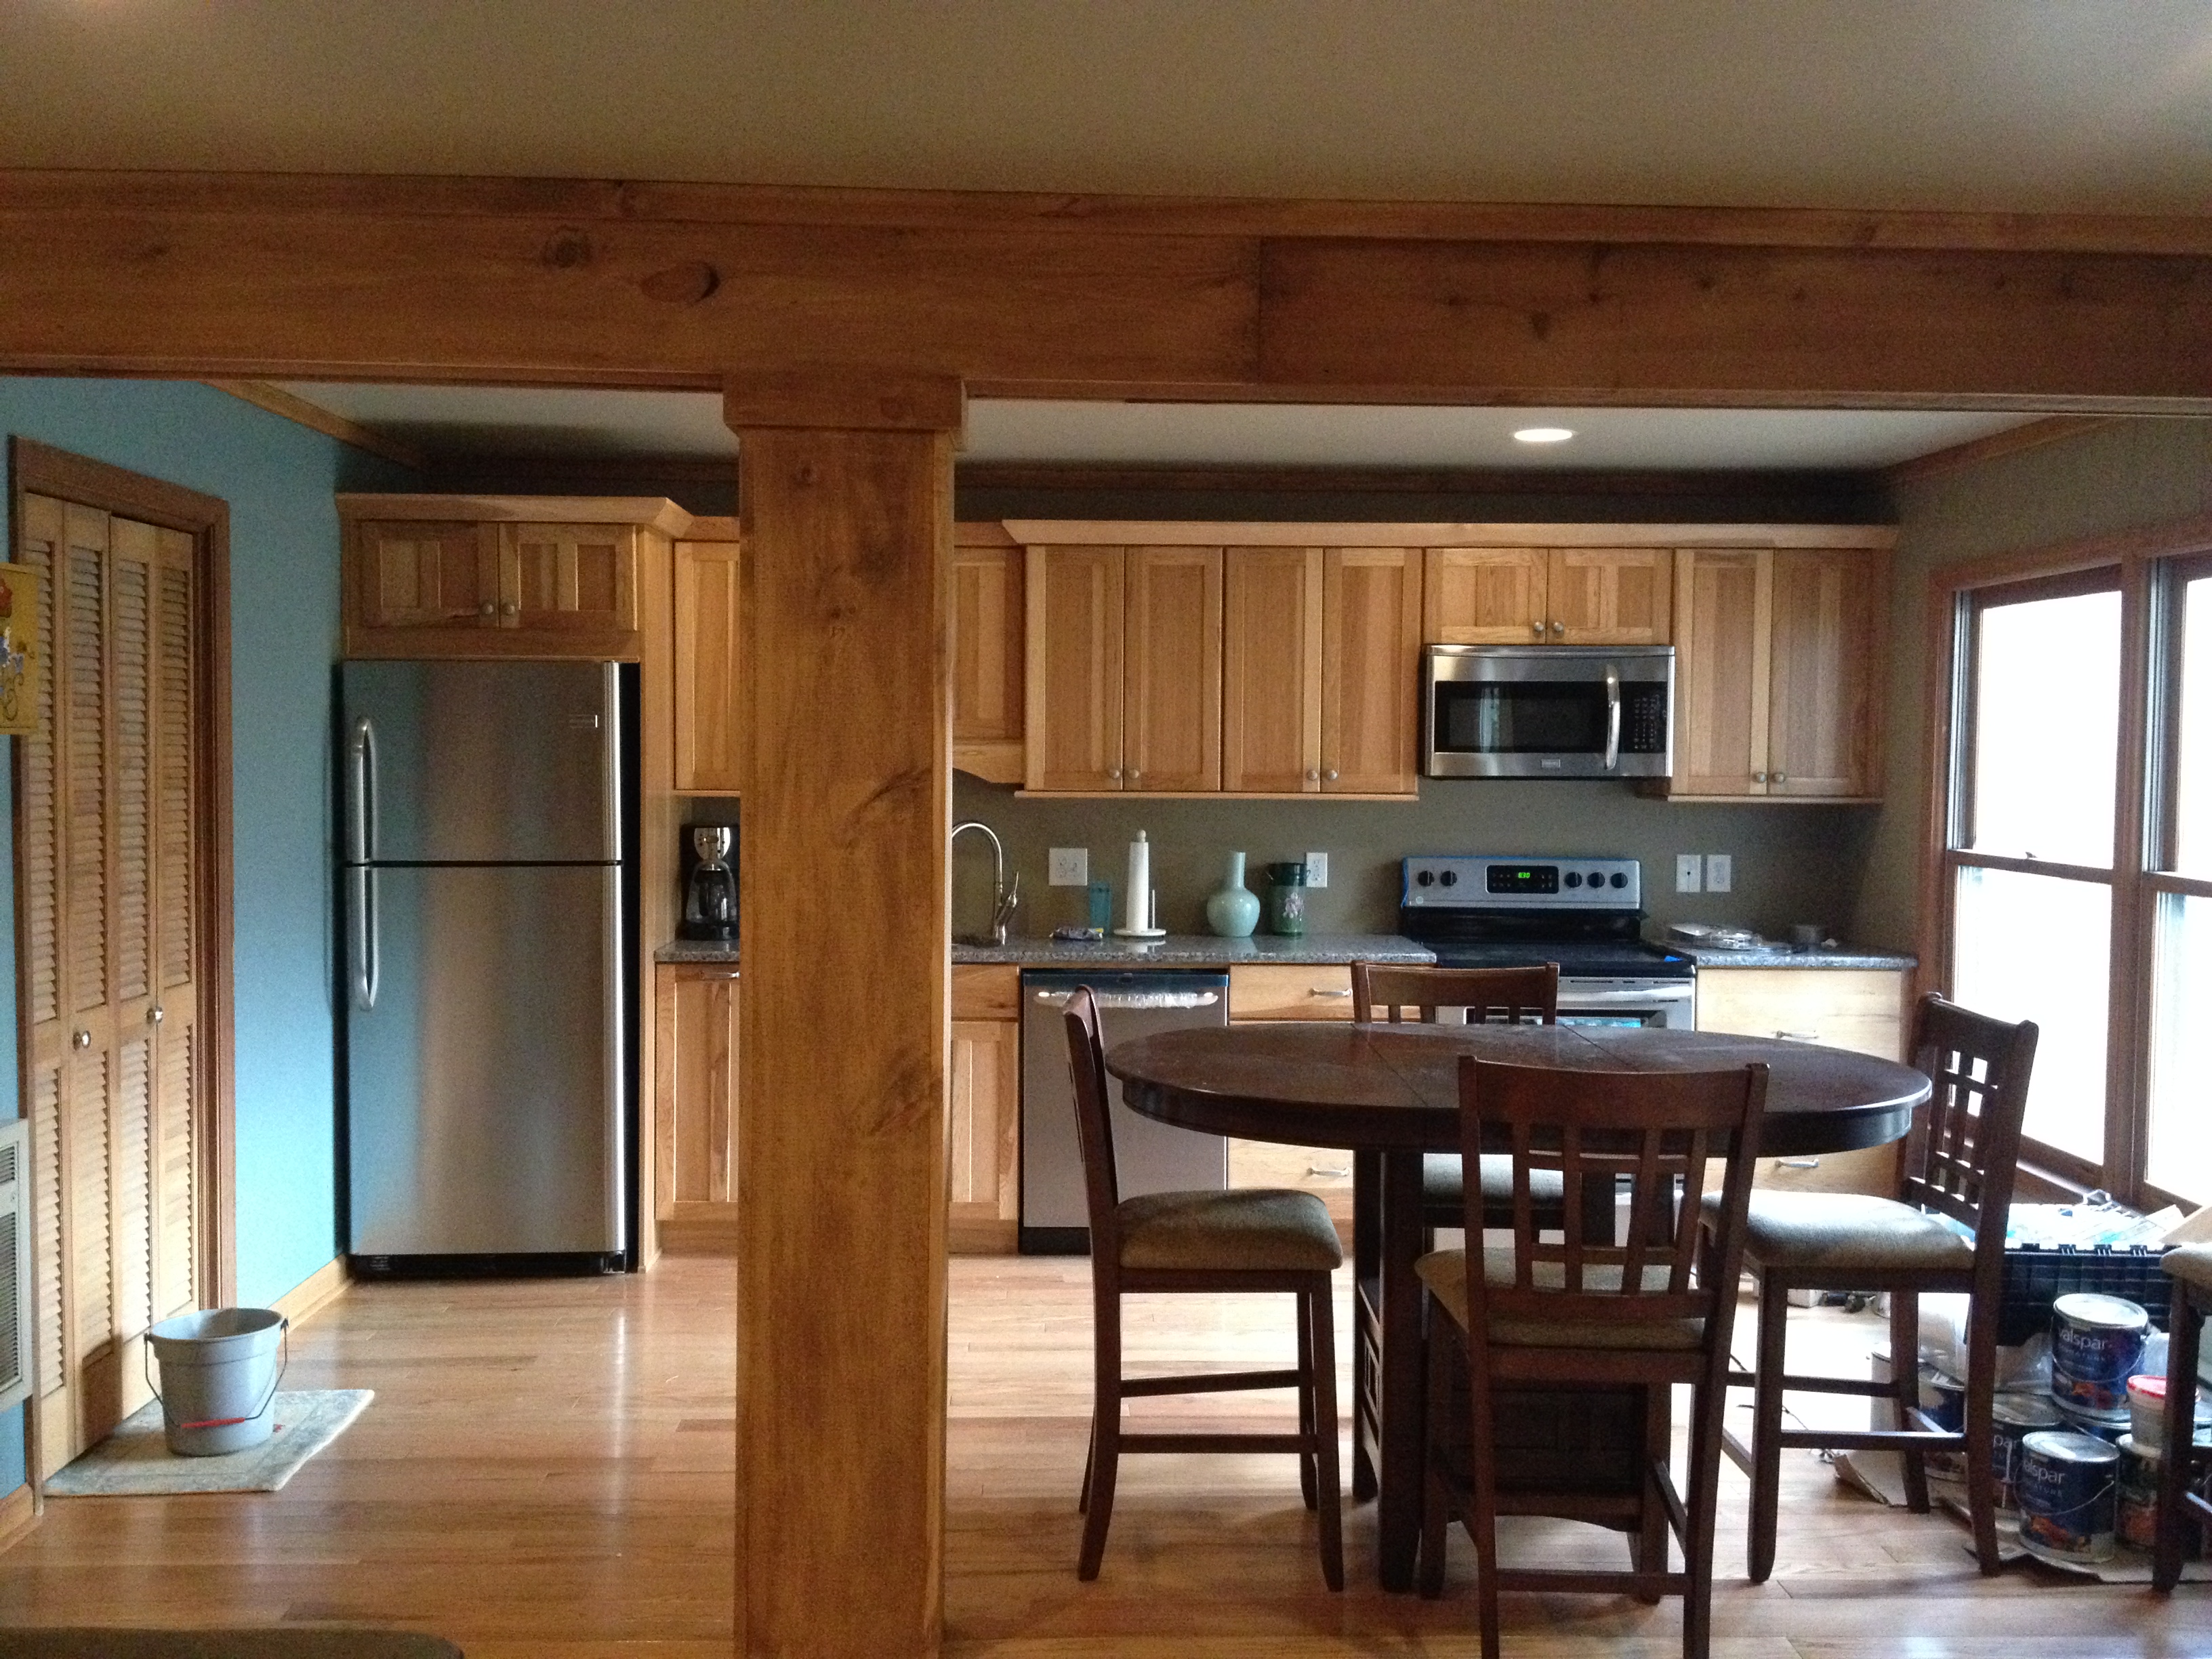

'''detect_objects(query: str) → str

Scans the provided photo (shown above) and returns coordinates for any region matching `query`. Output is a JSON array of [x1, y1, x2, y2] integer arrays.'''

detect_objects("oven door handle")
[[1603, 665, 1622, 771], [1561, 984, 1695, 1004]]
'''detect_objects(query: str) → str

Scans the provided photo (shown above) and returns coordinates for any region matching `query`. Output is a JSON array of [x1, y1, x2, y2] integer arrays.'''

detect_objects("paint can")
[[2017, 1429, 2119, 1566], [2117, 1433, 2163, 1551], [1993, 1392, 2066, 1514], [2050, 1294, 2150, 1417], [2055, 1399, 2131, 1443]]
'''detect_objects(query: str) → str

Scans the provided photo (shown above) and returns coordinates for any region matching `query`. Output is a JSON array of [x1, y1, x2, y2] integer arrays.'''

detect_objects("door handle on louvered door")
[[146, 1006, 163, 1025], [71, 1029, 89, 1050]]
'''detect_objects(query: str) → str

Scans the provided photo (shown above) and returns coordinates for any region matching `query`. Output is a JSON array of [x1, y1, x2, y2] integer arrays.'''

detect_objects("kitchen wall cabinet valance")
[[1423, 546, 1672, 645], [1667, 545, 1888, 802], [337, 495, 691, 661]]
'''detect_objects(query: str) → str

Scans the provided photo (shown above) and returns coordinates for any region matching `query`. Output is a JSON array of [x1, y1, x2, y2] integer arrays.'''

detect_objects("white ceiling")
[[8, 3, 2212, 213], [281, 384, 2039, 471]]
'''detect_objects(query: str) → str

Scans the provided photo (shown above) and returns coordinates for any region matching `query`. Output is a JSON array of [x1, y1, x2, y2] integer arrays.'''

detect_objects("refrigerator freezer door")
[[342, 659, 618, 864], [347, 862, 623, 1255]]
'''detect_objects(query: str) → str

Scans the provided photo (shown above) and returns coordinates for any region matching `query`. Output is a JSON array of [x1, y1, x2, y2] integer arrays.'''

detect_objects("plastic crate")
[[1997, 1244, 2174, 1347]]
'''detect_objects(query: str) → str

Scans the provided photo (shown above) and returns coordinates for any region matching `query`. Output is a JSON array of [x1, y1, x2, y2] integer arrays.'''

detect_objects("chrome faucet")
[[951, 820, 1020, 947]]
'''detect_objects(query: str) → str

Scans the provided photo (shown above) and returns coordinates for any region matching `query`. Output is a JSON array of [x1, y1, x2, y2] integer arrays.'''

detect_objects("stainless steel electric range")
[[1397, 855, 1695, 1027]]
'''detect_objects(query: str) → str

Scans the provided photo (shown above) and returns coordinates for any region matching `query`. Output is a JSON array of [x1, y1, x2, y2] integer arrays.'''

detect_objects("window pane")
[[1953, 866, 2110, 1163], [2173, 576, 2212, 876], [1967, 588, 2121, 865], [2148, 893, 2212, 1198]]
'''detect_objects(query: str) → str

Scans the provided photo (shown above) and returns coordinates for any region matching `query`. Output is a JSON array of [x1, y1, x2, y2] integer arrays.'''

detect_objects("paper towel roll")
[[1124, 832, 1150, 933]]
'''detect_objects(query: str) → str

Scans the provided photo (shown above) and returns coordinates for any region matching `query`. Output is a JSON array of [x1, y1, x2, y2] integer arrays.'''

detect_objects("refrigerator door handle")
[[348, 716, 379, 865], [351, 867, 380, 1010]]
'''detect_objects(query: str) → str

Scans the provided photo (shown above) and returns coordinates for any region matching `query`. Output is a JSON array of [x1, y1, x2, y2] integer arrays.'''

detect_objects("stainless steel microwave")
[[1422, 644, 1675, 779]]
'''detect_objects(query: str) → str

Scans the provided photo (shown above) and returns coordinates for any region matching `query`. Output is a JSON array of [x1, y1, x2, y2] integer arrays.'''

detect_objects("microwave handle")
[[1603, 665, 1622, 771]]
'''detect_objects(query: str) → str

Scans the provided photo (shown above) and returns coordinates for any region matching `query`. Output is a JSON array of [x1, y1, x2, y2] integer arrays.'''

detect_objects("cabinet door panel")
[[1548, 548, 1673, 644], [351, 520, 496, 634], [1223, 548, 1323, 793], [1124, 547, 1223, 792], [1322, 548, 1422, 794], [1424, 548, 1547, 643], [1025, 546, 1125, 791], [657, 966, 738, 1211], [673, 539, 743, 794], [949, 1019, 1020, 1225], [952, 546, 1025, 748], [1769, 548, 1883, 798], [1671, 550, 1771, 797], [505, 523, 639, 638]]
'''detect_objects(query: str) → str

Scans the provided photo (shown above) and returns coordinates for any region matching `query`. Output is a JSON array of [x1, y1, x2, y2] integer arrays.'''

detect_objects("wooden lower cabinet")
[[1226, 963, 1355, 1020], [1696, 966, 1908, 1196], [653, 962, 740, 1254], [949, 966, 1021, 1253], [1227, 1137, 1355, 1244]]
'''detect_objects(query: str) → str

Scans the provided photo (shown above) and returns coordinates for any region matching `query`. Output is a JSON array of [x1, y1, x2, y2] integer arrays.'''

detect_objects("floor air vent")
[[0, 1119, 30, 1411]]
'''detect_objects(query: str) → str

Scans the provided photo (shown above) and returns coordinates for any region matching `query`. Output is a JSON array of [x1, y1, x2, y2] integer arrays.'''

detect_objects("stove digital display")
[[1486, 863, 1557, 895]]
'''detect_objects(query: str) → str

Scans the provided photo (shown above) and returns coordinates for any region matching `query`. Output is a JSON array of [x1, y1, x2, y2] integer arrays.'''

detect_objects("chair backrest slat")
[[1061, 987, 1124, 1257], [1897, 995, 2039, 1261], [1351, 961, 1560, 1027]]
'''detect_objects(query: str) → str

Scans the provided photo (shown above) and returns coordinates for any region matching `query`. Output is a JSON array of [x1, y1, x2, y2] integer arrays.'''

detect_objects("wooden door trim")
[[8, 439, 236, 1311]]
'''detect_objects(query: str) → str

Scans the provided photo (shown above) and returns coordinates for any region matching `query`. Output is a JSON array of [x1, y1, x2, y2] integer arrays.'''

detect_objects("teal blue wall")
[[0, 379, 420, 1490]]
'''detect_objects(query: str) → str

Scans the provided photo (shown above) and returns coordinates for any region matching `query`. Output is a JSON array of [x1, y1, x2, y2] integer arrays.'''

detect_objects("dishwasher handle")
[[1032, 989, 1222, 1011]]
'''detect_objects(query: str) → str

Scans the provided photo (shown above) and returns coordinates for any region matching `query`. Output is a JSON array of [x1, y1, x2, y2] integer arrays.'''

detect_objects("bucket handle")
[[143, 1317, 290, 1432]]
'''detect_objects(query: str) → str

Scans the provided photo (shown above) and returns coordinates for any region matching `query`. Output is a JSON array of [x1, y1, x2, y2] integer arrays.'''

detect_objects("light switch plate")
[[1706, 853, 1734, 894], [1675, 853, 1703, 894], [1048, 847, 1089, 887], [1305, 851, 1329, 888]]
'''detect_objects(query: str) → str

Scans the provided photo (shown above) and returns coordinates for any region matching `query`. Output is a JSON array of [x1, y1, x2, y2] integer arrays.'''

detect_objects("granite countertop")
[[656, 939, 740, 965], [950, 932, 1437, 967], [1668, 942, 1917, 971]]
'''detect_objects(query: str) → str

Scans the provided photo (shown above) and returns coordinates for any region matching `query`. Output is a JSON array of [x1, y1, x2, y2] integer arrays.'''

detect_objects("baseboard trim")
[[0, 1481, 37, 1554], [270, 1257, 350, 1330], [947, 1217, 1019, 1256], [657, 1208, 741, 1256]]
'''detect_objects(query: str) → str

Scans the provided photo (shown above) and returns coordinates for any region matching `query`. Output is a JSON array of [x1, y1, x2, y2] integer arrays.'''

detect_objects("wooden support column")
[[728, 370, 962, 1659]]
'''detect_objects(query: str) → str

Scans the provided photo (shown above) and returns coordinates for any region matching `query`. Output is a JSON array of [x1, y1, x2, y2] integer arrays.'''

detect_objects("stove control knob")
[[1414, 869, 1434, 887], [1609, 872, 1629, 889], [1563, 872, 1582, 888], [1439, 869, 1459, 887], [1588, 869, 1607, 886]]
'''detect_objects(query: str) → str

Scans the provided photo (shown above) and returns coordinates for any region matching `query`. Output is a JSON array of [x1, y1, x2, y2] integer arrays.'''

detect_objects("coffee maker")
[[678, 822, 739, 942]]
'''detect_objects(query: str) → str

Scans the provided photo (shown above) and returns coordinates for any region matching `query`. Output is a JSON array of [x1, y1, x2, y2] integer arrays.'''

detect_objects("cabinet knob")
[[499, 600, 519, 617], [1128, 770, 1142, 784], [1773, 771, 1788, 783], [1324, 769, 1338, 781], [1550, 620, 1565, 636], [1107, 768, 1122, 781], [478, 601, 495, 617], [72, 1029, 90, 1050], [1753, 771, 1767, 783], [147, 1006, 164, 1025], [1530, 621, 1545, 637], [1305, 768, 1319, 781]]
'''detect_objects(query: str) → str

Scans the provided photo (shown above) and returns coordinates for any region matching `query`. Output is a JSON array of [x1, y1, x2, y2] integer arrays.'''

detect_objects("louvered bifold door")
[[18, 496, 197, 1480]]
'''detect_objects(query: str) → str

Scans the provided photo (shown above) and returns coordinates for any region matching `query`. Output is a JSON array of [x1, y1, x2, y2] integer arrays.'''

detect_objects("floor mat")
[[43, 1390, 373, 1497]]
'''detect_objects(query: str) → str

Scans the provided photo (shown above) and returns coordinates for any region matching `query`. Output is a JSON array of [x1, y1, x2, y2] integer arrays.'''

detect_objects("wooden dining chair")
[[1416, 1053, 1767, 1659], [1061, 987, 1346, 1589], [1701, 994, 2039, 1580], [2152, 1243, 2212, 1591]]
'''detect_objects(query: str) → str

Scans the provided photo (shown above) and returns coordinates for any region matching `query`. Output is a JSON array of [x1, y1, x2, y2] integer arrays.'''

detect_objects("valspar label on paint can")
[[2051, 1294, 2150, 1417], [1993, 1393, 2066, 1514], [2018, 1429, 2120, 1565]]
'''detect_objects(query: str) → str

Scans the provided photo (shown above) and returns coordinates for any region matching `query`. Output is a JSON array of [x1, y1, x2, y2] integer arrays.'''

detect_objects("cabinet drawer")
[[1694, 968, 1906, 1061], [1229, 1138, 1355, 1231], [1751, 1144, 1900, 1197], [1229, 964, 1356, 1021], [951, 964, 1021, 1021]]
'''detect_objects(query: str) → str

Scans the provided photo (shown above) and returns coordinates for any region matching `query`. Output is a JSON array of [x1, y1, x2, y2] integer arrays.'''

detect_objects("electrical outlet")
[[1047, 847, 1088, 887], [1675, 853, 1703, 894], [1305, 851, 1329, 888], [1706, 853, 1734, 894]]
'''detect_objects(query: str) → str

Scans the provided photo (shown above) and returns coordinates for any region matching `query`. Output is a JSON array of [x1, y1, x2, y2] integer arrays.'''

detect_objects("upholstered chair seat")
[[2161, 1242, 2212, 1293], [1700, 1189, 1976, 1274], [1422, 1153, 1566, 1209], [1415, 1248, 1706, 1350], [1116, 1189, 1345, 1273]]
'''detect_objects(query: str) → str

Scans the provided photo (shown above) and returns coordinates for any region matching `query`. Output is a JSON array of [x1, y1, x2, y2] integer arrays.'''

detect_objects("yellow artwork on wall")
[[0, 562, 42, 735]]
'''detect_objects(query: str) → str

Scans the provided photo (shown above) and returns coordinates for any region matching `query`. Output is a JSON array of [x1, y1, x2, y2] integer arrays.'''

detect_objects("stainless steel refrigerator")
[[342, 660, 626, 1267]]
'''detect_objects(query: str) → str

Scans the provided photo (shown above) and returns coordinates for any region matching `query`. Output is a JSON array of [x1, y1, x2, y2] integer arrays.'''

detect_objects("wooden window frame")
[[7, 438, 237, 1307], [1921, 511, 2212, 1206]]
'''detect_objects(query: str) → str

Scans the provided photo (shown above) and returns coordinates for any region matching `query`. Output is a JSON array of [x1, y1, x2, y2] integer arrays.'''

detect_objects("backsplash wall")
[[954, 773, 1887, 947]]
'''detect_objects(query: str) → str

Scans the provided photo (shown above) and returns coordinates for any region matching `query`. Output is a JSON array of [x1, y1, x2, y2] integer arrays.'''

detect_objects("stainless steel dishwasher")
[[1019, 968, 1230, 1254]]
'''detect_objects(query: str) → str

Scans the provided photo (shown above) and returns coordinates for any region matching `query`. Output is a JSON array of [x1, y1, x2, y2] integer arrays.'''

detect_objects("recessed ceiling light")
[[1513, 426, 1575, 444]]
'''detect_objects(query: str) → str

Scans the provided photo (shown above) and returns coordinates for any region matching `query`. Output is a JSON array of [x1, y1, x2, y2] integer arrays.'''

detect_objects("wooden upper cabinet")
[[340, 496, 684, 660], [350, 520, 498, 636], [951, 539, 1025, 785], [1547, 548, 1673, 644], [1767, 548, 1885, 798], [1123, 547, 1223, 792], [1025, 546, 1125, 792], [1322, 548, 1422, 794], [1667, 546, 1887, 802], [1671, 550, 1772, 797], [673, 537, 743, 795], [1425, 548, 1547, 643], [1223, 548, 1324, 793]]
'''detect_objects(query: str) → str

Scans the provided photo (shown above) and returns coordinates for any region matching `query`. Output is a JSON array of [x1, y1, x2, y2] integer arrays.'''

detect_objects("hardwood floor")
[[1, 1256, 2207, 1656]]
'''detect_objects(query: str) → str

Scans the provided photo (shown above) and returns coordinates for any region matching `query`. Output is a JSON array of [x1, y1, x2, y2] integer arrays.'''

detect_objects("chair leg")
[[2156, 1291, 2205, 1593], [1078, 1412, 1094, 1514], [1961, 1300, 2003, 1576], [1077, 1292, 1122, 1581], [1889, 1288, 1931, 1514], [1307, 1277, 1345, 1592], [1297, 1290, 1319, 1512], [1418, 1326, 1450, 1599], [1351, 1149, 1381, 1502], [1683, 1367, 1733, 1659], [1747, 1274, 1789, 1584], [1469, 1370, 1503, 1659], [1632, 1383, 1670, 1603]]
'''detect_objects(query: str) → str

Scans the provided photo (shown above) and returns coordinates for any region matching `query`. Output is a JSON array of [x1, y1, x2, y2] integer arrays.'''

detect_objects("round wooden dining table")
[[1107, 1019, 1933, 1592]]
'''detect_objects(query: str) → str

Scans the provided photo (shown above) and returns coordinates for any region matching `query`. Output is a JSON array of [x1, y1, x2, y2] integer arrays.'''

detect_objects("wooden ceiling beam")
[[3, 170, 2211, 408]]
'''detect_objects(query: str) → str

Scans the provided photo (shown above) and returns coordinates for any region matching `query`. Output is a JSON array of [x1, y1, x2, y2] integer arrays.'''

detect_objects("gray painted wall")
[[1851, 418, 2212, 952]]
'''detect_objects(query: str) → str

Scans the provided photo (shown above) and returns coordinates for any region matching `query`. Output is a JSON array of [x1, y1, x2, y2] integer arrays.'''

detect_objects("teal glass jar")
[[1265, 861, 1308, 937]]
